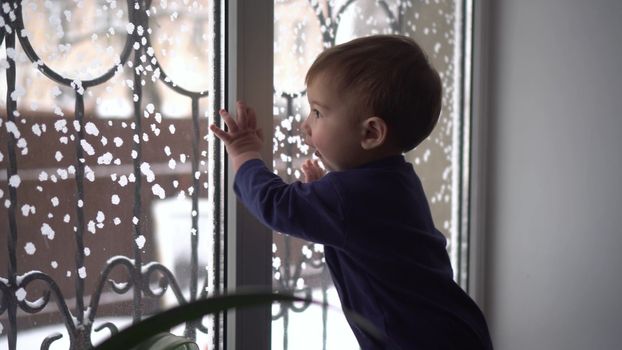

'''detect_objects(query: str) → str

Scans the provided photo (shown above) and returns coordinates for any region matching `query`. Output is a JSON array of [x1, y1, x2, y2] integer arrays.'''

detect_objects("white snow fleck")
[[146, 103, 155, 114], [152, 184, 165, 199], [41, 223, 55, 240], [97, 152, 113, 165], [101, 136, 107, 146], [113, 137, 123, 147], [24, 242, 36, 255], [78, 267, 87, 279], [88, 220, 96, 234], [10, 85, 25, 101], [135, 235, 146, 249], [39, 171, 48, 181], [51, 261, 58, 269], [73, 121, 81, 132], [96, 211, 105, 223], [168, 159, 176, 169], [64, 214, 70, 223], [15, 288, 27, 301], [140, 162, 155, 182], [21, 204, 35, 217], [80, 140, 95, 156], [126, 22, 135, 34], [164, 146, 171, 156], [111, 194, 120, 205], [132, 216, 139, 225], [6, 121, 21, 138], [169, 125, 176, 134], [85, 166, 95, 182], [55, 151, 63, 162], [32, 124, 42, 136], [84, 247, 91, 256], [71, 80, 84, 95], [119, 175, 128, 187], [9, 175, 21, 188], [57, 168, 68, 180], [85, 122, 99, 136], [54, 119, 67, 132], [113, 217, 121, 225], [66, 271, 71, 277], [51, 197, 59, 206]]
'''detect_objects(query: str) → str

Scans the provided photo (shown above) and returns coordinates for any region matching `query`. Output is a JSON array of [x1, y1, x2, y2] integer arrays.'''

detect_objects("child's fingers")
[[209, 124, 232, 143], [248, 107, 257, 130], [236, 101, 247, 129], [220, 110, 239, 133]]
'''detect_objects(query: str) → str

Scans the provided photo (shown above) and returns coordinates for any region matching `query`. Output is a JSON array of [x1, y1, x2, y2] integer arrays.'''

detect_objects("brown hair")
[[305, 35, 442, 152]]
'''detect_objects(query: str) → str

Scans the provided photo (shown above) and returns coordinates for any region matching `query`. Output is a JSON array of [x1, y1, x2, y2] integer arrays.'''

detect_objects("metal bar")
[[131, 2, 146, 323], [185, 96, 201, 341], [212, 1, 224, 347], [73, 93, 87, 326], [4, 17, 18, 350]]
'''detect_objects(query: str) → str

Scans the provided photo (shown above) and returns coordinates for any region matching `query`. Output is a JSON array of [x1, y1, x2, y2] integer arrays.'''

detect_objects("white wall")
[[484, 1, 622, 349]]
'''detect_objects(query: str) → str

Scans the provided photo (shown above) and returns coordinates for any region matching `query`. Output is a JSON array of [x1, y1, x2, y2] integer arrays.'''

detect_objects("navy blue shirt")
[[234, 155, 493, 349]]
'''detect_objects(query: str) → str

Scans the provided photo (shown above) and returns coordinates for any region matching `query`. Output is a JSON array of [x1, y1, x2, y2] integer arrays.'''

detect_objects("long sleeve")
[[233, 159, 347, 247]]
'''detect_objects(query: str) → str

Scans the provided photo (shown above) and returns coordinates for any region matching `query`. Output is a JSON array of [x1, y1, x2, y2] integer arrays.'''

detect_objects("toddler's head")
[[305, 35, 442, 153]]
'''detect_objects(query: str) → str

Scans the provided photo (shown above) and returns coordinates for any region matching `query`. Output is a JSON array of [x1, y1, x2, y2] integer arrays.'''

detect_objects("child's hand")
[[301, 159, 325, 183], [210, 101, 264, 171]]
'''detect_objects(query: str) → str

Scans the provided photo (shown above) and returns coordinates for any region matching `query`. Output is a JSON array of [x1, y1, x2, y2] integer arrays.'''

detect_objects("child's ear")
[[360, 116, 388, 150]]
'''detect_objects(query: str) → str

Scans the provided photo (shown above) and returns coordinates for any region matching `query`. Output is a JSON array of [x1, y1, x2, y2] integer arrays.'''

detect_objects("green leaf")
[[94, 289, 385, 350]]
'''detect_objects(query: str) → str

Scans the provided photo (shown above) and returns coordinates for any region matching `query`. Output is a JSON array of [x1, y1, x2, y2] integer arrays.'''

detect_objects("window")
[[271, 0, 473, 348], [1, 1, 224, 348], [1, 1, 474, 349]]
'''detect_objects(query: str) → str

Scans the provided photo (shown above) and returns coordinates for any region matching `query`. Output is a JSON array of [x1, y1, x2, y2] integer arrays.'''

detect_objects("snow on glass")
[[272, 0, 464, 347], [0, 1, 218, 340]]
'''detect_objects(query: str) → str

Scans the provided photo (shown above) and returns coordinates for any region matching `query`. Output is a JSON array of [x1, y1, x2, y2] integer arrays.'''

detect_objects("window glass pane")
[[0, 1, 224, 349], [272, 0, 468, 348]]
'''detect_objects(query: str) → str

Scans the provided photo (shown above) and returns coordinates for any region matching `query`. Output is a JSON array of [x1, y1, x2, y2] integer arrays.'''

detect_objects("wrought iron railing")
[[0, 1, 224, 349]]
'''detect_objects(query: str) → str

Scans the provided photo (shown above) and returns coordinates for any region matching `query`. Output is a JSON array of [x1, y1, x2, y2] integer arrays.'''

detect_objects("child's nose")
[[301, 118, 310, 135], [300, 118, 312, 143]]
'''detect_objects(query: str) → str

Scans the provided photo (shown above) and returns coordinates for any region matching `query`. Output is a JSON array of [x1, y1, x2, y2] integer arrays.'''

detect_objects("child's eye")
[[312, 109, 321, 118]]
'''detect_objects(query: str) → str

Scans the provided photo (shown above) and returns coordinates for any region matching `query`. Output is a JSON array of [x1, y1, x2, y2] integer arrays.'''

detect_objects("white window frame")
[[225, 1, 274, 349], [224, 1, 490, 348]]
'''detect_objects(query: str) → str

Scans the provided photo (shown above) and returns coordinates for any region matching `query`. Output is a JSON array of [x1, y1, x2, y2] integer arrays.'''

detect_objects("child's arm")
[[209, 101, 263, 172], [211, 101, 345, 246]]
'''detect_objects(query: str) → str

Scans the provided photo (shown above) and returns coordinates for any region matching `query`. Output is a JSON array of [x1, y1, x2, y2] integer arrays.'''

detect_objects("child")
[[210, 35, 493, 349]]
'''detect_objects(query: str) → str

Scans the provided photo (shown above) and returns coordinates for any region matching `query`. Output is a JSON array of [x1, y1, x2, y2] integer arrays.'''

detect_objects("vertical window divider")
[[226, 1, 274, 350], [467, 0, 491, 309]]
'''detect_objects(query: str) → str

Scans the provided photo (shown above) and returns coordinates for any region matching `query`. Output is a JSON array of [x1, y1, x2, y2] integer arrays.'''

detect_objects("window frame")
[[225, 0, 491, 348], [225, 1, 274, 349]]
